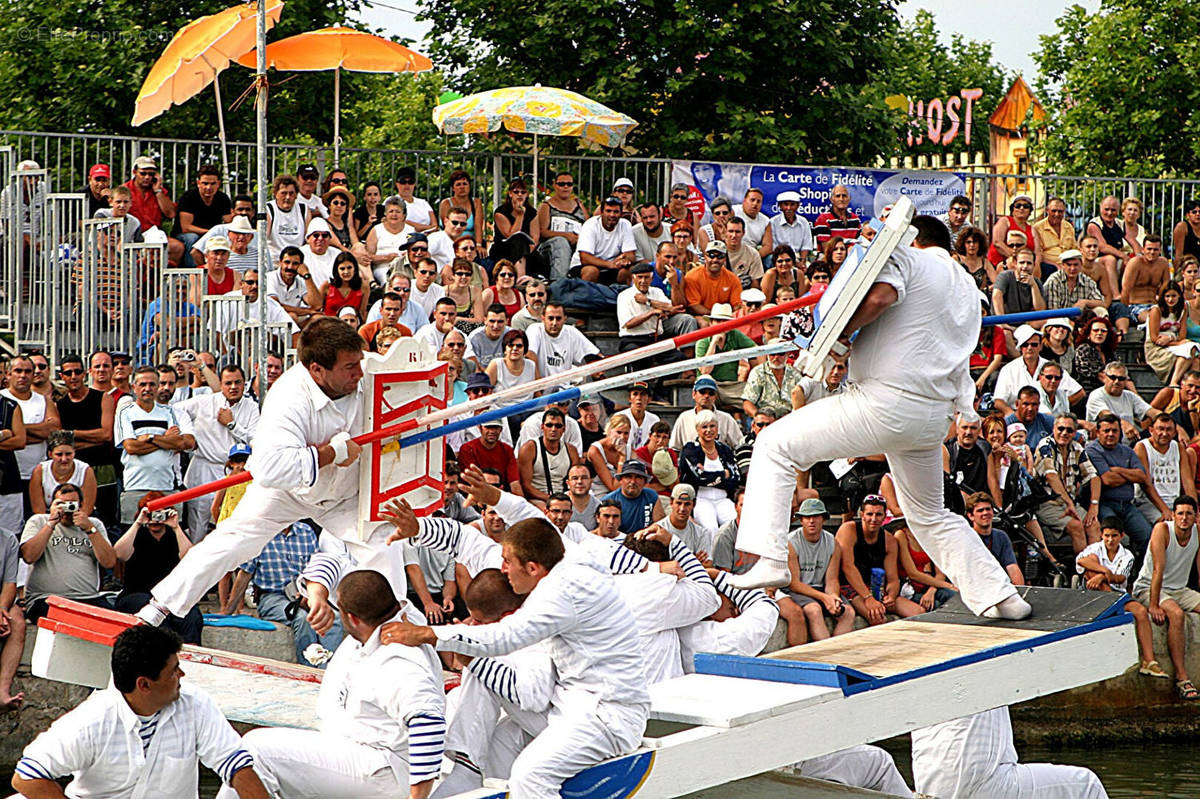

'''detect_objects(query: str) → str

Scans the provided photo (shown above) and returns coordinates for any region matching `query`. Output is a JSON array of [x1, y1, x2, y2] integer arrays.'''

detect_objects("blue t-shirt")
[[603, 487, 659, 534], [650, 265, 682, 296], [1004, 411, 1054, 449], [1084, 440, 1142, 503], [979, 529, 1017, 569]]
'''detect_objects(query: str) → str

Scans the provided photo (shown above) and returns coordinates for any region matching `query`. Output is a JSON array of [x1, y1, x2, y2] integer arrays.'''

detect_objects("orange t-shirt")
[[684, 267, 742, 311]]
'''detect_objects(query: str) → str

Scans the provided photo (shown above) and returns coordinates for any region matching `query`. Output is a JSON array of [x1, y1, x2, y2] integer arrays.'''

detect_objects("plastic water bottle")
[[870, 567, 885, 600]]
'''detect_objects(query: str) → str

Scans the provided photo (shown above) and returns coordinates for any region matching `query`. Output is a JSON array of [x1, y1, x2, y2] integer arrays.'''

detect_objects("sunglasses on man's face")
[[330, 177, 348, 185], [556, 181, 574, 187]]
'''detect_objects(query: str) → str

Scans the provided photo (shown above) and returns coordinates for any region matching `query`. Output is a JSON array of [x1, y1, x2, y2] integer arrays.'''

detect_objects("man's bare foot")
[[0, 691, 25, 712]]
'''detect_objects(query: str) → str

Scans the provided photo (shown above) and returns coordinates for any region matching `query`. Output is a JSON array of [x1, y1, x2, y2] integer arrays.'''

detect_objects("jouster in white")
[[217, 578, 447, 799], [733, 233, 1029, 620]]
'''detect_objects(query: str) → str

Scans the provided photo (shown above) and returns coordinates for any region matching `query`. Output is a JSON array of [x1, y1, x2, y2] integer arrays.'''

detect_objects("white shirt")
[[769, 212, 815, 254], [1074, 541, 1134, 589], [433, 551, 651, 708], [414, 323, 476, 360], [16, 683, 251, 799], [617, 285, 670, 337], [426, 230, 456, 269], [409, 283, 446, 321], [246, 362, 362, 503], [299, 192, 329, 219], [679, 572, 779, 670], [115, 401, 193, 491], [517, 411, 583, 454], [733, 205, 770, 247], [1036, 383, 1072, 417], [526, 323, 600, 389], [298, 244, 338, 288], [994, 356, 1083, 409], [403, 196, 435, 229], [264, 268, 309, 309], [266, 200, 306, 261], [318, 607, 446, 784], [613, 408, 660, 453], [850, 246, 982, 416], [1085, 386, 1151, 424], [1, 388, 46, 478], [209, 290, 297, 336], [173, 392, 259, 468], [569, 216, 636, 269], [669, 407, 743, 450]]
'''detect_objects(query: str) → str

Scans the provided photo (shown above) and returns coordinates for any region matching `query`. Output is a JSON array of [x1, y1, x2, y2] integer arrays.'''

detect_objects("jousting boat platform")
[[32, 586, 1135, 798]]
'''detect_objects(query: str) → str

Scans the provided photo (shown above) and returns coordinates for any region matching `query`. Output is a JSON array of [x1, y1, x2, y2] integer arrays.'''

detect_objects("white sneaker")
[[982, 594, 1032, 621], [727, 557, 790, 589]]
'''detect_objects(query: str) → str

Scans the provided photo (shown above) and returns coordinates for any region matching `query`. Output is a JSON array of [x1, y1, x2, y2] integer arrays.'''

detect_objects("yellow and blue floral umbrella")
[[432, 85, 637, 199]]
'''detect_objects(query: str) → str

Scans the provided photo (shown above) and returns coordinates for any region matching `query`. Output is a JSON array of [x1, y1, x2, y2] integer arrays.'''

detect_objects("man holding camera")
[[19, 483, 115, 622], [112, 497, 202, 643]]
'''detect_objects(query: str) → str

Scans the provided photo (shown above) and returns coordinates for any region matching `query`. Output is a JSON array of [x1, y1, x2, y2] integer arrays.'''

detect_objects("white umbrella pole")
[[532, 132, 538, 206], [254, 0, 268, 407], [334, 66, 341, 168], [212, 72, 230, 179]]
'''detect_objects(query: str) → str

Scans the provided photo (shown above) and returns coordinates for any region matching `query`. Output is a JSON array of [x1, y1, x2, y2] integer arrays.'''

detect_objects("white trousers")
[[796, 745, 912, 797], [214, 727, 405, 799], [507, 699, 648, 799], [184, 457, 225, 543], [912, 708, 1108, 799], [443, 667, 547, 775], [693, 496, 736, 532], [737, 382, 1017, 614], [151, 483, 386, 617]]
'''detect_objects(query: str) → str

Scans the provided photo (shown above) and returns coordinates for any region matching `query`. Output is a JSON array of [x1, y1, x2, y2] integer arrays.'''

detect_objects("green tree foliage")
[[1033, 1, 1200, 176], [416, 0, 903, 164], [883, 10, 1010, 156], [0, 0, 438, 149]]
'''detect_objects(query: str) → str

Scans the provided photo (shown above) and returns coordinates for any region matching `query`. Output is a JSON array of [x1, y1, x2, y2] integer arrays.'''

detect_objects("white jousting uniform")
[[216, 606, 446, 799], [679, 571, 780, 668], [15, 683, 255, 799], [911, 707, 1107, 799], [432, 551, 651, 799], [736, 245, 1018, 614], [150, 363, 385, 618], [173, 391, 259, 542]]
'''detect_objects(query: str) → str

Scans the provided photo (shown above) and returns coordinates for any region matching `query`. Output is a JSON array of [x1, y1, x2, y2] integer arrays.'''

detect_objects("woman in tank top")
[[1173, 200, 1200, 269], [322, 187, 361, 254], [894, 524, 957, 611], [1146, 281, 1195, 385], [761, 245, 804, 302], [492, 178, 545, 276], [442, 237, 490, 289], [321, 253, 368, 322], [480, 261, 524, 321], [354, 181, 384, 240], [439, 170, 485, 247], [587, 414, 631, 499], [485, 329, 540, 408], [30, 430, 96, 515], [445, 258, 486, 326], [365, 196, 413, 284], [987, 195, 1036, 266]]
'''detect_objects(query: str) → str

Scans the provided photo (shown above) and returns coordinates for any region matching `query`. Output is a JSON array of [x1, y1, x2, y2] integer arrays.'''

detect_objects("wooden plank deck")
[[765, 620, 1044, 678]]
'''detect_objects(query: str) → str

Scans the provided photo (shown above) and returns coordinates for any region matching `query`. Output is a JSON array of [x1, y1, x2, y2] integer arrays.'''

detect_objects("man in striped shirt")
[[13, 625, 268, 798], [222, 569, 446, 799], [812, 184, 862, 249]]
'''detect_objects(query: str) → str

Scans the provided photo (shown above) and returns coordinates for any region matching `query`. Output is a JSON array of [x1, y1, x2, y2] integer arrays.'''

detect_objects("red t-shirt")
[[970, 326, 1008, 369], [457, 438, 520, 486], [206, 268, 236, 296], [124, 180, 166, 231]]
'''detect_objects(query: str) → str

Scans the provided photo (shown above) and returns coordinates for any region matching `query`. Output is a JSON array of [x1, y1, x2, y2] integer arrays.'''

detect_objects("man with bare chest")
[[1120, 234, 1170, 322]]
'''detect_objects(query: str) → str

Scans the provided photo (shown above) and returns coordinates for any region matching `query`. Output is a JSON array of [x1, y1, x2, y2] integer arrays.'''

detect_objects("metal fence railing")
[[9, 126, 1200, 375]]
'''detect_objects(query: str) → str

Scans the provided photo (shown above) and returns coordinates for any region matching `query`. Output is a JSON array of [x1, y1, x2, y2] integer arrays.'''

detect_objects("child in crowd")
[[1006, 422, 1034, 472], [210, 443, 252, 611], [1076, 518, 1166, 679]]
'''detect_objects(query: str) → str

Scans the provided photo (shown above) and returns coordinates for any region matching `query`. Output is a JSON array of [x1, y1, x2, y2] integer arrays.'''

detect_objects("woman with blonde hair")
[[587, 414, 631, 498]]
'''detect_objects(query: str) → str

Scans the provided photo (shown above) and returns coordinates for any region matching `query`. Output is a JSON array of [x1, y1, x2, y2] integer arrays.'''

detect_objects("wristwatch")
[[225, 420, 237, 430], [148, 433, 157, 444]]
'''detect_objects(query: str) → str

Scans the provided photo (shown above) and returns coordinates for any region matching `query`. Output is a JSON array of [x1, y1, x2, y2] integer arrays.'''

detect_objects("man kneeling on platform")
[[219, 569, 447, 799], [1129, 494, 1200, 700], [14, 625, 271, 799]]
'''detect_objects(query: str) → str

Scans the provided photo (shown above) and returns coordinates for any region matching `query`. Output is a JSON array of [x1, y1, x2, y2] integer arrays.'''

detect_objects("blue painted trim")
[[841, 613, 1132, 696], [696, 613, 1132, 697], [694, 653, 874, 690], [398, 387, 582, 448]]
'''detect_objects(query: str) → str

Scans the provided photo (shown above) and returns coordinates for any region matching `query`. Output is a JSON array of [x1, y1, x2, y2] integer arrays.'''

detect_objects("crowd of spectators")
[[6, 158, 1200, 692]]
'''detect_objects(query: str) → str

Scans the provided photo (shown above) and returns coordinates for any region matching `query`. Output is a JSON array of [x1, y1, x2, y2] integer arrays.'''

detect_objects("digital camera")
[[150, 509, 171, 522], [60, 501, 79, 513]]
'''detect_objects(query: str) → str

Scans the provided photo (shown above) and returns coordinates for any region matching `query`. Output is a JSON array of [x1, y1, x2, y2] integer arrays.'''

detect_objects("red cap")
[[88, 164, 111, 179]]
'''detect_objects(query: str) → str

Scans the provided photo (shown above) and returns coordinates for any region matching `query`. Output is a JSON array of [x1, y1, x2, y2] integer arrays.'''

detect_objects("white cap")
[[776, 191, 801, 203], [1044, 317, 1074, 331], [227, 216, 255, 236], [205, 235, 232, 253], [742, 288, 766, 304], [16, 159, 40, 172], [337, 305, 359, 319], [613, 177, 634, 190], [1014, 324, 1040, 347], [307, 217, 331, 236], [709, 303, 735, 320]]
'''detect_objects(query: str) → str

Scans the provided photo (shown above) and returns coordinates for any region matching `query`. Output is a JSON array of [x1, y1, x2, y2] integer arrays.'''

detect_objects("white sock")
[[982, 593, 1032, 621], [727, 557, 790, 589], [134, 600, 169, 627]]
